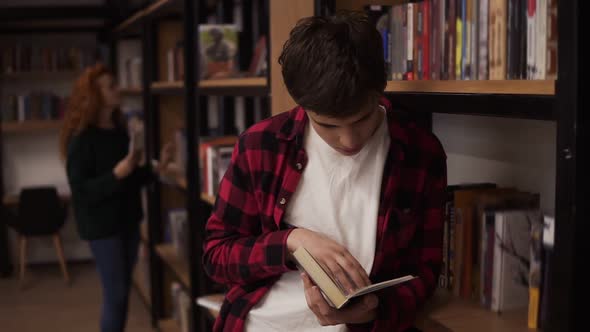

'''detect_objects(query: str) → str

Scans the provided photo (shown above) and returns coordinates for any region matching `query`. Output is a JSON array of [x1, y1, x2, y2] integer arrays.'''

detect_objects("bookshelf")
[[151, 77, 268, 96], [155, 244, 190, 288], [120, 87, 143, 95], [384, 80, 555, 95], [271, 1, 576, 332], [111, 2, 271, 330], [109, 0, 580, 331], [1, 120, 62, 134]]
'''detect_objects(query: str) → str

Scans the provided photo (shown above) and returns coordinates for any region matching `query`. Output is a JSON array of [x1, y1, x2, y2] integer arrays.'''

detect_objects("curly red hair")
[[59, 63, 118, 160]]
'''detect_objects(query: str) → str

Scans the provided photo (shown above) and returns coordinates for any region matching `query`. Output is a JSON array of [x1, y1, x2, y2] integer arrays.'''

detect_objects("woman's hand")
[[157, 142, 175, 172], [301, 273, 378, 326], [113, 153, 138, 179], [287, 228, 371, 294]]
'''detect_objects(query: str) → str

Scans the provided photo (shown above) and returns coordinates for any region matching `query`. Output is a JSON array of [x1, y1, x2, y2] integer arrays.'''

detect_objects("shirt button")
[[295, 163, 302, 170], [279, 198, 286, 205]]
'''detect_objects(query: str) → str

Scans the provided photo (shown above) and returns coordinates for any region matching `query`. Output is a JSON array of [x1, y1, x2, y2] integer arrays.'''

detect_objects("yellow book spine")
[[528, 288, 540, 329]]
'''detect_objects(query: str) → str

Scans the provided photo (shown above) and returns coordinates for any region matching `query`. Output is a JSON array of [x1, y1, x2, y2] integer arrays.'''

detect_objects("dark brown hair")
[[279, 10, 386, 117]]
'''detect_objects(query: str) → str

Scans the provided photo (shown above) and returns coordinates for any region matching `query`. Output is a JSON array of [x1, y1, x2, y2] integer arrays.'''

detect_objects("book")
[[199, 24, 238, 79], [292, 247, 416, 309]]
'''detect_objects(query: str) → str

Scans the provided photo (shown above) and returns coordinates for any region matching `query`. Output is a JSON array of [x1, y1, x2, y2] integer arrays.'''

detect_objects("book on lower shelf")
[[292, 247, 416, 309]]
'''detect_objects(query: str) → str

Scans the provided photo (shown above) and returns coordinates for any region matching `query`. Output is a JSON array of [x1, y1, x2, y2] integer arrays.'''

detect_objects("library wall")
[[1, 33, 101, 263], [433, 114, 556, 214]]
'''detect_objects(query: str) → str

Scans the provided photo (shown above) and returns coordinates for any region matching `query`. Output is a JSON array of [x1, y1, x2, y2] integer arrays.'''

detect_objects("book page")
[[350, 275, 417, 298]]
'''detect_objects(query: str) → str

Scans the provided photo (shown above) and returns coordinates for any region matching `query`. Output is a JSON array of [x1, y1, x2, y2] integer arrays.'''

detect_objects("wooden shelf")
[[113, 0, 181, 34], [417, 293, 536, 332], [155, 244, 189, 288], [159, 319, 180, 332], [336, 0, 409, 11], [1, 120, 62, 133], [196, 293, 224, 319], [132, 266, 151, 308], [0, 71, 80, 80], [151, 77, 268, 96], [120, 87, 143, 95], [385, 80, 555, 95]]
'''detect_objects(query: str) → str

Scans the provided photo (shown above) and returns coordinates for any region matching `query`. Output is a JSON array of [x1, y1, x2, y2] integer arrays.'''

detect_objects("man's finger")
[[338, 252, 371, 287], [325, 260, 355, 294], [309, 285, 335, 318]]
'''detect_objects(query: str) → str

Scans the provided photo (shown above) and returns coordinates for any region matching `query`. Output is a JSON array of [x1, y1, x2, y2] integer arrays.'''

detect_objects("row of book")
[[172, 130, 237, 198], [166, 26, 267, 81], [367, 0, 557, 80], [1, 93, 66, 122], [1, 46, 98, 74], [439, 183, 552, 329]]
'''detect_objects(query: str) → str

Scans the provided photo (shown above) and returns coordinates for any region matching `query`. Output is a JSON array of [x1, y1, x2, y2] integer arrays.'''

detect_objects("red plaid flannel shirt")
[[203, 98, 447, 332]]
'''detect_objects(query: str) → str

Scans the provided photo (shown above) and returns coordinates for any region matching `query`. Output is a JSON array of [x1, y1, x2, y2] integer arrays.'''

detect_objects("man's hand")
[[301, 273, 378, 326], [287, 228, 370, 294]]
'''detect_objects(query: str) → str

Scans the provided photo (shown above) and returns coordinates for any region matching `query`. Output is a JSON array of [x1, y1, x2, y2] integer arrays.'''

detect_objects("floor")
[[0, 263, 153, 332]]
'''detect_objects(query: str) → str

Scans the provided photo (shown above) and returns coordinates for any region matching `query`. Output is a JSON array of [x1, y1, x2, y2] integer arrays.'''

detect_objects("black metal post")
[[547, 0, 579, 331], [143, 17, 163, 327], [183, 0, 206, 331]]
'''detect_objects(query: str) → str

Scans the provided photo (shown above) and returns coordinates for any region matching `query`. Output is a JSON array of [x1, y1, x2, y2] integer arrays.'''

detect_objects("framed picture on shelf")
[[199, 24, 238, 79]]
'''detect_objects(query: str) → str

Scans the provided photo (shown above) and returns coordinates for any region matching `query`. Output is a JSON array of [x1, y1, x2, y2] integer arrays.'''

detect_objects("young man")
[[203, 11, 447, 332]]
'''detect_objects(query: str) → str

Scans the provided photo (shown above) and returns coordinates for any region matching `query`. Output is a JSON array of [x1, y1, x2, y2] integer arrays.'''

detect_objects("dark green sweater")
[[66, 126, 153, 240]]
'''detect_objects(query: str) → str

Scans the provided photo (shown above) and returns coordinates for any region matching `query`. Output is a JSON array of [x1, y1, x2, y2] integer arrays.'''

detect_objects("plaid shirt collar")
[[276, 97, 409, 158]]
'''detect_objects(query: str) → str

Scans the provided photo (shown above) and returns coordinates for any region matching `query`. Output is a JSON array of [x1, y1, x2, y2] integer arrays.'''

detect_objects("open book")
[[292, 247, 417, 309]]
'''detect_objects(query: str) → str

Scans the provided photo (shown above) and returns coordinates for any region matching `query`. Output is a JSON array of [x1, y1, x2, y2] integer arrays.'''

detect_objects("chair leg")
[[19, 236, 27, 287], [52, 234, 70, 285]]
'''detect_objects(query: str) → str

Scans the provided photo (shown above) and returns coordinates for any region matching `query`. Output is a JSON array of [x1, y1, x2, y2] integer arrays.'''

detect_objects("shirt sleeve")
[[66, 134, 123, 206], [202, 138, 296, 286], [361, 149, 447, 332], [125, 164, 156, 188]]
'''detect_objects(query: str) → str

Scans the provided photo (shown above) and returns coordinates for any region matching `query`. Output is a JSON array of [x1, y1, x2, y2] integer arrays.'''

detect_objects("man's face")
[[306, 101, 384, 156]]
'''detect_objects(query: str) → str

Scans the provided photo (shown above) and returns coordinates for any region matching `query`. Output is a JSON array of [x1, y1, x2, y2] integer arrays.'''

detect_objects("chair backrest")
[[16, 186, 65, 236]]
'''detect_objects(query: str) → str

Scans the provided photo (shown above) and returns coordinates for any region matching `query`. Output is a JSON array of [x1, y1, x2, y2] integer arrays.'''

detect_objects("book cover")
[[491, 210, 539, 313], [292, 247, 416, 309], [199, 24, 238, 79]]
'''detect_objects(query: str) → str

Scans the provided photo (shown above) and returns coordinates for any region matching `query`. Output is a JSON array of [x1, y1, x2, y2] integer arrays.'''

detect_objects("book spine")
[[471, 0, 479, 80], [414, 2, 421, 79], [545, 0, 557, 79], [478, 0, 489, 80], [527, 0, 537, 79], [405, 3, 415, 80], [430, 0, 439, 80], [535, 0, 547, 79], [422, 0, 431, 80], [455, 0, 463, 79]]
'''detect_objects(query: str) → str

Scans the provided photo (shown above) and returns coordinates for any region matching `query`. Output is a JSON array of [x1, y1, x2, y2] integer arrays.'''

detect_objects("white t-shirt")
[[245, 108, 390, 331]]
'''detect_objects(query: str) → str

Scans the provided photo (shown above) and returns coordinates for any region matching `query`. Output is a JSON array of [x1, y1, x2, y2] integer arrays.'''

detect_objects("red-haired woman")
[[60, 63, 170, 332]]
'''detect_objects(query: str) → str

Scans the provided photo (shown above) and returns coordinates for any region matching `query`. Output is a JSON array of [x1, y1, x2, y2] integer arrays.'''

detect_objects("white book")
[[535, 0, 547, 79], [526, 0, 537, 79], [491, 210, 535, 313]]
